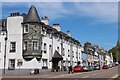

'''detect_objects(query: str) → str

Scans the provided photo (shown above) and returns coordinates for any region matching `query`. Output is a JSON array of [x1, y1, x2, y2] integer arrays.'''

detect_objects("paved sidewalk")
[[2, 69, 69, 78]]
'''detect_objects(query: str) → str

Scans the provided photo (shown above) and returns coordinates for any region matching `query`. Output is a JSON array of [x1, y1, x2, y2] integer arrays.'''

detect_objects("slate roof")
[[42, 24, 81, 45], [24, 5, 41, 23]]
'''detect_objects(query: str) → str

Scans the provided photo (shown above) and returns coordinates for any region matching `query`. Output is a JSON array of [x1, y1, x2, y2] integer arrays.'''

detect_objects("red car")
[[73, 66, 84, 72], [102, 65, 109, 69]]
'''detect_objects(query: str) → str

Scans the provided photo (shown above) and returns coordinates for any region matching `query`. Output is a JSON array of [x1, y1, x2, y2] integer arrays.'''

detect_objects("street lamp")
[[60, 35, 63, 71], [3, 30, 8, 74], [116, 41, 119, 64]]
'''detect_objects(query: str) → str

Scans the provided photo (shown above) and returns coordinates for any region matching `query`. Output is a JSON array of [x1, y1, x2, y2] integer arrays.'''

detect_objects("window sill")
[[10, 50, 16, 53], [42, 66, 48, 69]]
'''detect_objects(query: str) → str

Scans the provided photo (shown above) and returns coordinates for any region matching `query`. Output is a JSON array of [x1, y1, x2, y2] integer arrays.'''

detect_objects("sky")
[[0, 2, 118, 50]]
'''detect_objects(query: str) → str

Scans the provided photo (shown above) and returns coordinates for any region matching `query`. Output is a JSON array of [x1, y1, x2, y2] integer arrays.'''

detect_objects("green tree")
[[108, 47, 116, 62]]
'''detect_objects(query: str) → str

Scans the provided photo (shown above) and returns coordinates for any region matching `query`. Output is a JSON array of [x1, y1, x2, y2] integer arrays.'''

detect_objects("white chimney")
[[52, 24, 61, 31], [66, 31, 71, 36], [41, 16, 49, 25]]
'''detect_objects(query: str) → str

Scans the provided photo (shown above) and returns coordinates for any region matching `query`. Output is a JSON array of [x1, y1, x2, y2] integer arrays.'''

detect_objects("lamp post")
[[61, 35, 63, 71], [3, 30, 8, 74], [51, 31, 54, 72], [116, 41, 119, 65]]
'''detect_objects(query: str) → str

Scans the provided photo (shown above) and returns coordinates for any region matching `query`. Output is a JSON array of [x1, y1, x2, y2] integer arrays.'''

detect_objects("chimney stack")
[[52, 24, 61, 31], [10, 12, 20, 16], [66, 31, 71, 37], [41, 16, 49, 25]]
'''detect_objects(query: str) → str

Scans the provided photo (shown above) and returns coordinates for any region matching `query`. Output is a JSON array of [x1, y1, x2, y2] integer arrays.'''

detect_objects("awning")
[[52, 50, 63, 61]]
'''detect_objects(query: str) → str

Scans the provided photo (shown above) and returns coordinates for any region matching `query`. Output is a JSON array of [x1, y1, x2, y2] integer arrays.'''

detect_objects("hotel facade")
[[0, 5, 113, 72], [0, 5, 83, 71]]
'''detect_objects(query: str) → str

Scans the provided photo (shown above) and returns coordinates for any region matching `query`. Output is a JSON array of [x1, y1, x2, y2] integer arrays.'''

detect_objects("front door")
[[52, 60, 60, 72]]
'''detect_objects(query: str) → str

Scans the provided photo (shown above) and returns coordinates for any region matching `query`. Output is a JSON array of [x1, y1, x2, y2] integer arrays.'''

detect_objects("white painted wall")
[[0, 32, 6, 69], [6, 16, 23, 69], [105, 55, 110, 65], [0, 15, 83, 70]]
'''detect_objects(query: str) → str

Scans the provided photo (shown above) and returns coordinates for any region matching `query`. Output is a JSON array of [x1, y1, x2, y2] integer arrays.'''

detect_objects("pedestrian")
[[68, 65, 73, 74], [56, 66, 60, 72]]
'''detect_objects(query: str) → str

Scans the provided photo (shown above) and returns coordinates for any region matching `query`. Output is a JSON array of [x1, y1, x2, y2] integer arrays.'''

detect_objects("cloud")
[[27, 2, 118, 24], [75, 2, 118, 23], [27, 2, 73, 20], [1, 2, 118, 24], [1, 0, 120, 2]]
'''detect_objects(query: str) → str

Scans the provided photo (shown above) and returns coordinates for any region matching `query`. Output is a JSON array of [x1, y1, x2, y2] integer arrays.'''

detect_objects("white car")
[[83, 66, 89, 71], [30, 69, 35, 75], [115, 62, 119, 66]]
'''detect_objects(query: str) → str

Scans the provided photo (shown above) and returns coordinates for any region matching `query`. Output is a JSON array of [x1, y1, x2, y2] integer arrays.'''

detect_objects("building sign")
[[17, 59, 23, 67]]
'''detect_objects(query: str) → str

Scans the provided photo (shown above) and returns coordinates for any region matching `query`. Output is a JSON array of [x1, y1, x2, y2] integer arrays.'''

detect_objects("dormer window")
[[24, 24, 29, 33]]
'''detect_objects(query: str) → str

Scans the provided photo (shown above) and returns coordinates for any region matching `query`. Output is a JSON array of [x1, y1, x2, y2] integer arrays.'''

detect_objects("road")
[[1, 66, 119, 80], [53, 66, 118, 78]]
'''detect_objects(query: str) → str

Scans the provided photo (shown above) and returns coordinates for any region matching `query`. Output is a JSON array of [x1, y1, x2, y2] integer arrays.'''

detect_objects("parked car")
[[94, 66, 100, 70], [83, 66, 89, 72], [73, 66, 84, 72], [30, 68, 39, 74], [102, 65, 109, 69], [112, 63, 116, 67], [115, 62, 119, 66], [109, 64, 113, 68], [88, 66, 94, 71]]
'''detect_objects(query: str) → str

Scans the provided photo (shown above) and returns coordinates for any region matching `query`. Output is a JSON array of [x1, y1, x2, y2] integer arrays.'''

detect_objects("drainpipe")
[[70, 43, 73, 66], [3, 30, 8, 74], [77, 45, 78, 63], [99, 54, 101, 70]]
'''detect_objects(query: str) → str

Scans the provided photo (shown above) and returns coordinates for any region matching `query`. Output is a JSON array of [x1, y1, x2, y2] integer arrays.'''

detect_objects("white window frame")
[[44, 43, 47, 53], [23, 41, 27, 50], [8, 59, 15, 69], [24, 24, 29, 33], [10, 42, 16, 52], [32, 40, 38, 50]]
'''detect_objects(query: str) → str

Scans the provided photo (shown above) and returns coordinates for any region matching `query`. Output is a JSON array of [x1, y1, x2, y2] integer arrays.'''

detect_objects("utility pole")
[[116, 40, 119, 64], [3, 30, 8, 74], [99, 54, 102, 70]]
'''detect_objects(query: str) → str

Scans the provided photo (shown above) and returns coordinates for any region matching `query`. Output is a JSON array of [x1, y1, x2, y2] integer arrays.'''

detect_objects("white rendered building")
[[0, 5, 82, 71]]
